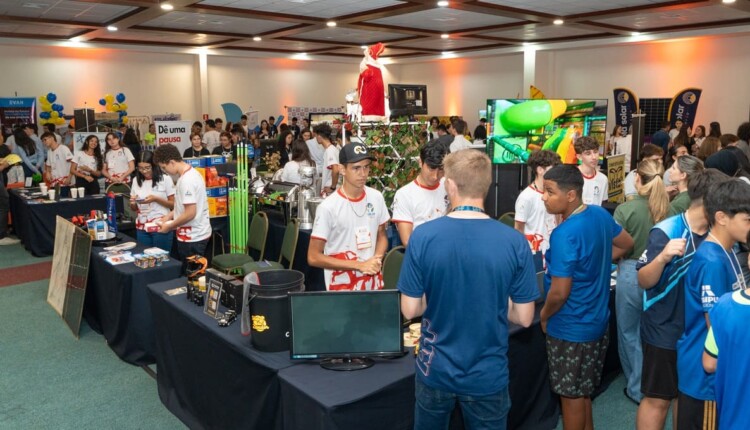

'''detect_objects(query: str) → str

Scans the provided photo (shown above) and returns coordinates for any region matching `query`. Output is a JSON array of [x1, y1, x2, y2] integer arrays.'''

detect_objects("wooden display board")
[[47, 216, 93, 338]]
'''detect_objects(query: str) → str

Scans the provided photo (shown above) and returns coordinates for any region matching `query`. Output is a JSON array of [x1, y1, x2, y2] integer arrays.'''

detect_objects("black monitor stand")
[[320, 357, 373, 371]]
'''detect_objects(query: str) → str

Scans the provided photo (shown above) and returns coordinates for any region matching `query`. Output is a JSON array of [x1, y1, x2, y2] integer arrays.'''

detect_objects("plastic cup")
[[48, 189, 56, 200], [77, 187, 85, 198], [39, 184, 48, 195], [71, 188, 79, 198]]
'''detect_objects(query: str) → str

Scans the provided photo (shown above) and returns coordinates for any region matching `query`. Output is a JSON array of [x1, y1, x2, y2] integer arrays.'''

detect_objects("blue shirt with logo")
[[705, 290, 750, 430], [677, 241, 738, 401], [398, 217, 538, 396], [544, 205, 621, 342], [637, 213, 706, 349]]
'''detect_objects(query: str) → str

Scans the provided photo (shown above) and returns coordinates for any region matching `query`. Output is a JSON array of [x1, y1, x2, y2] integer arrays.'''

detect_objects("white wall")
[[205, 55, 396, 120], [1, 34, 748, 134], [0, 44, 196, 119], [392, 54, 524, 124], [538, 33, 750, 134]]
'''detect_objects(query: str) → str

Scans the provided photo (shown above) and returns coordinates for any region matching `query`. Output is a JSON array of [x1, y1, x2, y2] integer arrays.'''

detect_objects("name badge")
[[355, 226, 372, 250]]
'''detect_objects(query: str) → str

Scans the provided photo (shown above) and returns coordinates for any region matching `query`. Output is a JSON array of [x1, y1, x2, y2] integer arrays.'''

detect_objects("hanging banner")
[[0, 97, 36, 130], [155, 120, 192, 154], [668, 88, 702, 129], [613, 88, 638, 137], [607, 154, 626, 204]]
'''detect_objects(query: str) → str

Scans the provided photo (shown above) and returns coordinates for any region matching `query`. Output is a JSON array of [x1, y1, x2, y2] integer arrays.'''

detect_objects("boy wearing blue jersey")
[[678, 179, 750, 429], [703, 285, 750, 430], [541, 165, 633, 430], [635, 169, 728, 430]]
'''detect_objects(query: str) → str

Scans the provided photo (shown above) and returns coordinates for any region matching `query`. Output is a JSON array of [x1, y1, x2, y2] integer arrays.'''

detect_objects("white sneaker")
[[0, 237, 20, 245]]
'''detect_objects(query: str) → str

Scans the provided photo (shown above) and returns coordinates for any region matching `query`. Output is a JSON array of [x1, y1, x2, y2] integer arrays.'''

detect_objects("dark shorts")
[[545, 329, 609, 397], [641, 342, 678, 400], [677, 392, 717, 430]]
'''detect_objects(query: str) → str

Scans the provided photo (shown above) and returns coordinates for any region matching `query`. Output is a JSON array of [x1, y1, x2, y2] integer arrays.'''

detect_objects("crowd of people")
[[2, 113, 750, 430]]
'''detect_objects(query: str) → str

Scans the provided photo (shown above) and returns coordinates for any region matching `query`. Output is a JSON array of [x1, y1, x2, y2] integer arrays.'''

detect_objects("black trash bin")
[[244, 269, 305, 352]]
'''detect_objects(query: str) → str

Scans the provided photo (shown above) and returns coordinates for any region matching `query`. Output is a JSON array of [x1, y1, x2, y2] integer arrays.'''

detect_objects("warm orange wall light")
[[438, 57, 467, 116]]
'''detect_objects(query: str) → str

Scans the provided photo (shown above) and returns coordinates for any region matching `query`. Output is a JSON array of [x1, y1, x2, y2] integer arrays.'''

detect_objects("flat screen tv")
[[289, 290, 404, 370], [388, 84, 428, 117], [486, 99, 608, 164]]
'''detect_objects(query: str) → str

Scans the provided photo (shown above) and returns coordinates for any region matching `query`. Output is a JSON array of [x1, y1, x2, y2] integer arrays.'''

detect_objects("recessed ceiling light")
[[326, 21, 336, 27], [631, 31, 641, 36], [441, 34, 449, 39], [253, 36, 262, 42], [553, 19, 564, 25], [360, 45, 368, 49], [722, 0, 736, 3], [522, 42, 531, 46], [437, 1, 449, 7], [160, 3, 174, 11], [107, 25, 118, 32]]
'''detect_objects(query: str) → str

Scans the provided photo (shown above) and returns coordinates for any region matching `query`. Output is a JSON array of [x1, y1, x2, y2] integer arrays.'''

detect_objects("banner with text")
[[607, 154, 626, 204], [155, 121, 192, 154], [668, 88, 702, 129], [612, 88, 638, 137], [0, 97, 36, 131]]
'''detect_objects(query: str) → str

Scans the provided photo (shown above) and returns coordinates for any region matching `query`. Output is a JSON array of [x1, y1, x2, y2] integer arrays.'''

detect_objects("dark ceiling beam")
[[454, 1, 554, 22], [335, 2, 434, 23], [0, 15, 100, 30], [565, 0, 708, 21], [184, 4, 324, 25]]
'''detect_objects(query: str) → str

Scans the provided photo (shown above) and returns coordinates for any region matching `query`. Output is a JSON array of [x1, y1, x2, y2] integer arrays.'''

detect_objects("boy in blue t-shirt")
[[635, 169, 727, 430], [677, 179, 750, 429], [399, 150, 538, 430], [540, 165, 633, 430], [703, 288, 750, 430]]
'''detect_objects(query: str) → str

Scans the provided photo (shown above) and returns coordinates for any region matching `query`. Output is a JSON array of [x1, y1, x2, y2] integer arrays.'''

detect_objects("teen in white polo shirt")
[[391, 141, 449, 246], [42, 131, 73, 186], [308, 141, 389, 290], [154, 144, 211, 264]]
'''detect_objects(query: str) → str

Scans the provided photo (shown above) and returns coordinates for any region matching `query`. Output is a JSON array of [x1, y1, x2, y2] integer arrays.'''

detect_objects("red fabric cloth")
[[358, 65, 385, 117]]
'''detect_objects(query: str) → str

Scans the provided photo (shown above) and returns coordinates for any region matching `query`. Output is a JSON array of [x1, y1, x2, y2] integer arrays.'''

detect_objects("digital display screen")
[[289, 291, 403, 359], [486, 99, 608, 164]]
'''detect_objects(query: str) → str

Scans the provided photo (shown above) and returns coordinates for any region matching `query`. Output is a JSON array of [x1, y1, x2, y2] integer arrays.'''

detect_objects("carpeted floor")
[[0, 240, 666, 429], [0, 242, 184, 429]]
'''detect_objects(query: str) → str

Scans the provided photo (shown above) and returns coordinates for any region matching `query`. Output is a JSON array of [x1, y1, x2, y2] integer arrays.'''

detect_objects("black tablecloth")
[[8, 189, 123, 257], [148, 279, 294, 430], [147, 278, 576, 430], [83, 235, 182, 365], [264, 211, 326, 292], [277, 309, 559, 430]]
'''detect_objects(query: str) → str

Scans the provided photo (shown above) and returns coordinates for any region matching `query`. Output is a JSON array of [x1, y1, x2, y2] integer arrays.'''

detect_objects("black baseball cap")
[[339, 142, 375, 164]]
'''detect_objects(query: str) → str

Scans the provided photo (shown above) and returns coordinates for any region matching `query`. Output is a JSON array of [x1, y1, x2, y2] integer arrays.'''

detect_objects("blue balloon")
[[120, 110, 127, 116], [55, 104, 64, 112], [99, 98, 106, 106], [40, 111, 51, 119], [116, 93, 126, 103], [46, 92, 57, 103]]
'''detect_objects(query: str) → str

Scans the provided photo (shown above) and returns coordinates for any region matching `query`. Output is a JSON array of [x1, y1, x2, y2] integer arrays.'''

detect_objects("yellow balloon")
[[106, 104, 115, 112], [104, 94, 114, 103], [50, 111, 60, 119], [41, 102, 52, 112], [56, 117, 66, 126], [38, 96, 47, 103], [119, 103, 128, 111], [122, 116, 129, 124]]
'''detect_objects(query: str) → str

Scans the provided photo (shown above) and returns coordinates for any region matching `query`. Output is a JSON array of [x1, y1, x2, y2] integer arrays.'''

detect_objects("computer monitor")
[[388, 84, 428, 117], [289, 290, 404, 370]]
